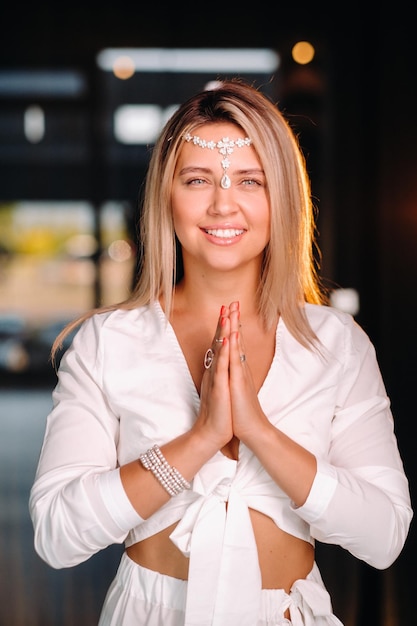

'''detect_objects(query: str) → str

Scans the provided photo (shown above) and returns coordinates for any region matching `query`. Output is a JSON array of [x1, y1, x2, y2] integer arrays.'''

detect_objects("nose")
[[208, 185, 237, 216]]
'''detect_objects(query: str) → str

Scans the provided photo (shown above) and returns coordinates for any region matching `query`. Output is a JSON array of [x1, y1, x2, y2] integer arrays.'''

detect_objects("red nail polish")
[[221, 305, 226, 315]]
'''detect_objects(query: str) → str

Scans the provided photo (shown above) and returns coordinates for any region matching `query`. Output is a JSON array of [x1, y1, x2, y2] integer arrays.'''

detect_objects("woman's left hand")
[[227, 302, 270, 445]]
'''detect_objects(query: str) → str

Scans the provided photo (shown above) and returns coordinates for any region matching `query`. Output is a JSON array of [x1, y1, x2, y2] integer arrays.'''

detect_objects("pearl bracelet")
[[139, 445, 191, 497]]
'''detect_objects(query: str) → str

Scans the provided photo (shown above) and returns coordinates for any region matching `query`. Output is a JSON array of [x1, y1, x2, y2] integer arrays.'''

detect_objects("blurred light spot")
[[19, 229, 55, 254], [97, 48, 280, 73], [330, 288, 360, 316], [108, 239, 133, 262], [0, 70, 86, 98], [64, 234, 98, 258], [205, 80, 224, 90], [292, 41, 315, 65], [24, 105, 45, 143], [113, 55, 135, 80], [0, 340, 29, 372], [114, 105, 162, 144]]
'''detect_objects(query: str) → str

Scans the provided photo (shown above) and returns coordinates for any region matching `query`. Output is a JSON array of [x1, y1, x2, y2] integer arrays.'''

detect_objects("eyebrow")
[[177, 166, 212, 176], [236, 168, 265, 176], [177, 166, 265, 176]]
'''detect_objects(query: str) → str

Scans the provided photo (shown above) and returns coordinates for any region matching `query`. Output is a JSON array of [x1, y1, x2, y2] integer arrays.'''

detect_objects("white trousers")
[[98, 552, 344, 626]]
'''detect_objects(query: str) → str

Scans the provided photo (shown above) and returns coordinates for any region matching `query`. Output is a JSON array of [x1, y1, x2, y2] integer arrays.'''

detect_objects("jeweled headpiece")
[[183, 133, 252, 189]]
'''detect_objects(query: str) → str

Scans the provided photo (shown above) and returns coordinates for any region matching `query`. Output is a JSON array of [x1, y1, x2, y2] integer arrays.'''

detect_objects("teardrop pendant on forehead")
[[220, 173, 231, 189], [183, 133, 252, 189]]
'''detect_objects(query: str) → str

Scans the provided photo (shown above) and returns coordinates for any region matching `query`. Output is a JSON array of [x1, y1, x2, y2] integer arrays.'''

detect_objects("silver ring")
[[204, 348, 214, 369], [215, 338, 223, 344], [240, 354, 246, 363]]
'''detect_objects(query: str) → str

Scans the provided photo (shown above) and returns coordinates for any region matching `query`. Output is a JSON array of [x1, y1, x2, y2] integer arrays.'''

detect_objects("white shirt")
[[29, 302, 412, 625]]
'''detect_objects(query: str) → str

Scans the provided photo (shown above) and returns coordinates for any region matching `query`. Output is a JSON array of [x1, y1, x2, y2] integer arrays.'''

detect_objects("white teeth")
[[205, 228, 244, 238]]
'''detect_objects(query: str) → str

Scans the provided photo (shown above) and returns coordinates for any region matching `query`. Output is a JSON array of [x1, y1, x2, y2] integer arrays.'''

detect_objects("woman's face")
[[171, 122, 270, 275]]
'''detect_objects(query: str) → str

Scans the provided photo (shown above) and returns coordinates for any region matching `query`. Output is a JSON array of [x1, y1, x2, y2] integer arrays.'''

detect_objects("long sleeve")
[[29, 314, 144, 569], [292, 313, 412, 569]]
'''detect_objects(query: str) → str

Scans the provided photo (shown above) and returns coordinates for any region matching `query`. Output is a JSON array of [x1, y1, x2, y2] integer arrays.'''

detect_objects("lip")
[[200, 226, 246, 245]]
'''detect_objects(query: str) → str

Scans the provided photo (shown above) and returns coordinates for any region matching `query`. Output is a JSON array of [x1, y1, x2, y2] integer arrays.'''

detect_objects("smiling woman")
[[171, 122, 270, 276], [29, 80, 412, 626]]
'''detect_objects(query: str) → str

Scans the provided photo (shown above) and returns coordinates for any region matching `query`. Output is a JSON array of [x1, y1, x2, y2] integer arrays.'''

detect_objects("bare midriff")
[[126, 507, 314, 592]]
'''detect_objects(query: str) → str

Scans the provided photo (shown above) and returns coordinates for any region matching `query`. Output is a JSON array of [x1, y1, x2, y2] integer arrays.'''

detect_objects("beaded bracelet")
[[139, 445, 191, 497]]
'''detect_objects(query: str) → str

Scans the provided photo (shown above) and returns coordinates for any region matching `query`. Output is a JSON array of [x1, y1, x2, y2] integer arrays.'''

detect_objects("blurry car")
[[0, 314, 30, 373], [0, 315, 77, 380]]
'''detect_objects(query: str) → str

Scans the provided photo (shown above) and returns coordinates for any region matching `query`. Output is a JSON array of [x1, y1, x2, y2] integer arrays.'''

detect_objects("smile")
[[204, 228, 245, 238]]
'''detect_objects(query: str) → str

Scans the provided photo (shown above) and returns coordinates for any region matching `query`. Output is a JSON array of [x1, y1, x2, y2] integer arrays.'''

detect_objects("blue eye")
[[242, 178, 262, 187]]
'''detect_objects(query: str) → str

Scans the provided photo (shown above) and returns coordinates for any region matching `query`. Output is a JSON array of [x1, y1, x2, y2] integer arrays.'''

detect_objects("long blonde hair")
[[52, 79, 327, 361]]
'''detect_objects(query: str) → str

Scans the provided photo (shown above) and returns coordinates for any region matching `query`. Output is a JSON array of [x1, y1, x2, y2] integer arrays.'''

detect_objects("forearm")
[[29, 468, 142, 568], [299, 460, 413, 569], [241, 419, 317, 508], [120, 425, 221, 518]]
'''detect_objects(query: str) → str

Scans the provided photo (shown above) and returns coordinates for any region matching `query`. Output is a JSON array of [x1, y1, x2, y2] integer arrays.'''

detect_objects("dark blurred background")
[[0, 2, 416, 625]]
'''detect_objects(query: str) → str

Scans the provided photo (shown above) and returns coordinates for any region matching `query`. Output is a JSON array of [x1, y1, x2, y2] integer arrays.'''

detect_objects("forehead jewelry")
[[183, 133, 252, 190]]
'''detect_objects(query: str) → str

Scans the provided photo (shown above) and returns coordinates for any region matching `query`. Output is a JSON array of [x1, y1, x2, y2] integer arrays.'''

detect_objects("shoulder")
[[303, 303, 373, 355], [79, 302, 162, 334], [305, 302, 363, 332], [305, 302, 351, 327], [69, 302, 165, 355], [58, 303, 166, 378]]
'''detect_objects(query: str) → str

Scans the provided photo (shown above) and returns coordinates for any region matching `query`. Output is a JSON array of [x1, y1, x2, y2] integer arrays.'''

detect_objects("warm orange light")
[[112, 55, 135, 80], [292, 41, 315, 65]]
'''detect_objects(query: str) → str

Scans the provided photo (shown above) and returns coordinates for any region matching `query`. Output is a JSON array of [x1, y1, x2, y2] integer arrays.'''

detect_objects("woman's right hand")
[[192, 305, 234, 451]]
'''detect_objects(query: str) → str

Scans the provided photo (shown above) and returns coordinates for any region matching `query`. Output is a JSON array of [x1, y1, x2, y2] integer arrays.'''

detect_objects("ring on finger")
[[204, 348, 214, 369], [240, 354, 246, 363]]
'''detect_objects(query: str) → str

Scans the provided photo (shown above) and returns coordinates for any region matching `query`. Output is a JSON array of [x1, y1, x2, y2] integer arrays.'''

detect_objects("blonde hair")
[[52, 79, 327, 362]]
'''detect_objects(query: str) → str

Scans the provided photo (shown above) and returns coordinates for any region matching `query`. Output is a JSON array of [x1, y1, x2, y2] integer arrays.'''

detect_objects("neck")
[[174, 264, 262, 317]]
